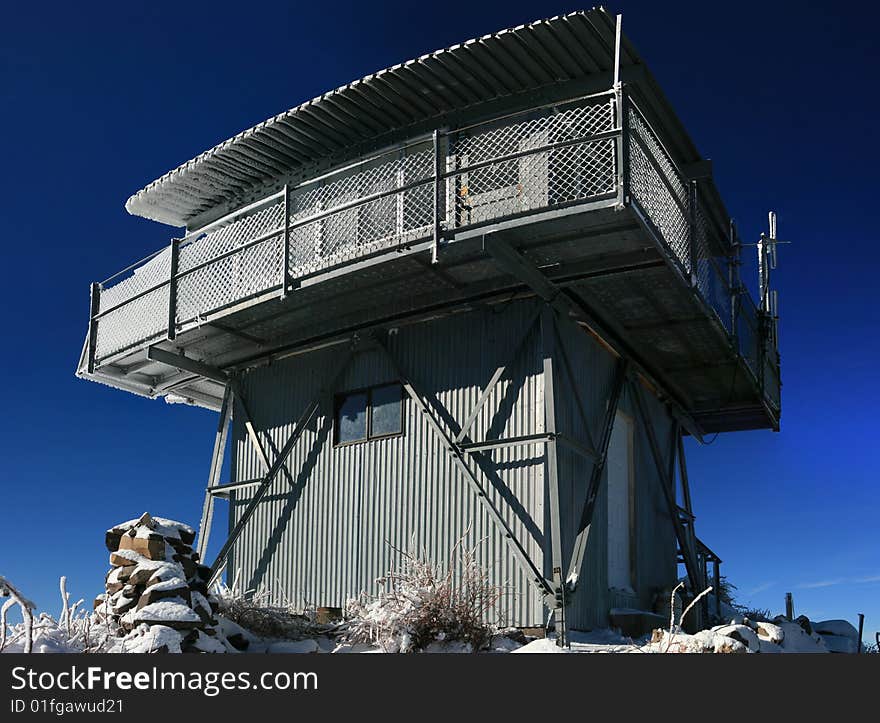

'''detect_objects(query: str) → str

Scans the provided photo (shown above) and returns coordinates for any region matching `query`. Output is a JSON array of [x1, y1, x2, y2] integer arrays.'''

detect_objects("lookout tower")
[[77, 9, 781, 641]]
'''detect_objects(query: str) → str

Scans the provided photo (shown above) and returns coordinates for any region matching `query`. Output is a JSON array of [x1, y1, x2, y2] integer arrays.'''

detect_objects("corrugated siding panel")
[[228, 301, 546, 626], [552, 318, 677, 628], [552, 319, 615, 629], [626, 384, 678, 610], [226, 299, 678, 629]]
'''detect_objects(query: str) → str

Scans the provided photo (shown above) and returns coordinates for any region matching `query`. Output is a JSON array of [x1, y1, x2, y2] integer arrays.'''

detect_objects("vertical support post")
[[677, 433, 694, 517], [540, 305, 566, 646], [566, 357, 629, 587], [281, 183, 290, 299], [729, 218, 739, 336], [196, 384, 234, 561], [167, 237, 180, 341], [713, 559, 721, 620], [613, 13, 622, 86], [688, 181, 698, 285], [631, 380, 702, 604], [857, 613, 864, 654], [87, 282, 101, 374], [432, 129, 443, 264], [785, 592, 794, 620], [613, 14, 627, 210]]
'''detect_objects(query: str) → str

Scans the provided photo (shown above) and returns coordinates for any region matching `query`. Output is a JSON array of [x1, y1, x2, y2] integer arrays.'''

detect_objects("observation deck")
[[76, 9, 780, 435]]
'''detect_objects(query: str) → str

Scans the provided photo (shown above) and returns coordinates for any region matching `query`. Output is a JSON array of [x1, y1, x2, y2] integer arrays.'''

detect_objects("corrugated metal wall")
[[227, 299, 677, 629], [553, 317, 678, 627], [228, 301, 547, 626]]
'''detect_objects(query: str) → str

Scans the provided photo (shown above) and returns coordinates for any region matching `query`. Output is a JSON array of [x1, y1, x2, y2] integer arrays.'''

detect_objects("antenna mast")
[[756, 211, 787, 351]]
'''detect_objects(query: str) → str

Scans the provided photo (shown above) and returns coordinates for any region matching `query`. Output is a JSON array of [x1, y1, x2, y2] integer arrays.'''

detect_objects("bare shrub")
[[0, 577, 36, 653], [343, 537, 504, 653], [212, 571, 315, 640], [1, 576, 113, 654]]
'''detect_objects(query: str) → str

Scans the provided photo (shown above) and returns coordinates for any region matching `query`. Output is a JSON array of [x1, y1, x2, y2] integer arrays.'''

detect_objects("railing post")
[[713, 559, 721, 620], [432, 129, 443, 264], [729, 218, 739, 337], [613, 14, 628, 211], [688, 180, 698, 286], [281, 183, 290, 299], [614, 86, 627, 209], [87, 282, 101, 374], [167, 237, 180, 341]]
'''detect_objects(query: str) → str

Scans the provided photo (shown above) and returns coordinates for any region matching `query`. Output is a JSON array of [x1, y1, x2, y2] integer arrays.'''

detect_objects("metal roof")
[[126, 7, 709, 229]]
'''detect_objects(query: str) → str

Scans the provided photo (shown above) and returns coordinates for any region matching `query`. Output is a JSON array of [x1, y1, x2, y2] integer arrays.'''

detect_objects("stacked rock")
[[95, 512, 224, 653]]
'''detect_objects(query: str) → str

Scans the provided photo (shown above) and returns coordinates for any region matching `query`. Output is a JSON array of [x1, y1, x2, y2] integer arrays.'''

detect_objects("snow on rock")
[[108, 513, 195, 542], [813, 619, 858, 640], [114, 624, 183, 654], [776, 622, 827, 653], [98, 513, 223, 652], [645, 627, 747, 653], [266, 639, 320, 654], [488, 636, 524, 653], [189, 630, 228, 654], [148, 576, 189, 593], [421, 640, 474, 653], [754, 621, 785, 644], [820, 634, 857, 654], [133, 599, 201, 626], [512, 638, 567, 653], [712, 624, 761, 652]]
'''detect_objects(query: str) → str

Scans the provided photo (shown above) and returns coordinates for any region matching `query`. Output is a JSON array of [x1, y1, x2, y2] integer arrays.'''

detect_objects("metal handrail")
[[87, 86, 779, 416]]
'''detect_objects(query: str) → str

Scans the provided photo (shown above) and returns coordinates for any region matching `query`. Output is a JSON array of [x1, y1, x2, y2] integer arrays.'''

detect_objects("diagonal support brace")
[[373, 337, 556, 607], [230, 377, 297, 489], [565, 357, 629, 588], [482, 235, 704, 443], [455, 302, 542, 443], [630, 378, 702, 596], [147, 346, 227, 384], [209, 348, 355, 579]]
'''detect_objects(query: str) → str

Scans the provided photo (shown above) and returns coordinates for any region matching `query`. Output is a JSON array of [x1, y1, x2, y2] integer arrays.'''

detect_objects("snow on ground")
[[1, 613, 866, 654]]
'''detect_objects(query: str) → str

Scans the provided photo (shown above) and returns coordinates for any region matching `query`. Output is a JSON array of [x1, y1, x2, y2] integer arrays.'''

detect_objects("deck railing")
[[626, 99, 780, 410], [86, 87, 779, 411]]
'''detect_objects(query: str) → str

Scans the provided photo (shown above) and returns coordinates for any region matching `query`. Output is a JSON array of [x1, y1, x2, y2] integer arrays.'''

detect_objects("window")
[[334, 383, 403, 445]]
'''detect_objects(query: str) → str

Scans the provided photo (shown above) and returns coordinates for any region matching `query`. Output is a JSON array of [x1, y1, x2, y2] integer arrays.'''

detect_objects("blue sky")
[[0, 1, 877, 643]]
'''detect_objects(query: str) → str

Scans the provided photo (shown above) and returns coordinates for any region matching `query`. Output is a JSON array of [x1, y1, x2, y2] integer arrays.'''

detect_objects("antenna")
[[749, 210, 789, 350], [768, 211, 778, 269]]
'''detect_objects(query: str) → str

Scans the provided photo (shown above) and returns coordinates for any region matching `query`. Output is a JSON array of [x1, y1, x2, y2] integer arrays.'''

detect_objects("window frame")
[[333, 382, 405, 447]]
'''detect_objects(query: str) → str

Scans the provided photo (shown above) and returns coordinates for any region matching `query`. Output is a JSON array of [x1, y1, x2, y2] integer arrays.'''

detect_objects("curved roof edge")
[[125, 8, 708, 229]]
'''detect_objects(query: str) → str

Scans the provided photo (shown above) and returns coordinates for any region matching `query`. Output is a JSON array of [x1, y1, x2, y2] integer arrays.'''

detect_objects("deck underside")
[[79, 204, 778, 435]]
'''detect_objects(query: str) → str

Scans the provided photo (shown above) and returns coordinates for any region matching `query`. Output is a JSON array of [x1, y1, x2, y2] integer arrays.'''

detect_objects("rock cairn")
[[95, 513, 224, 653]]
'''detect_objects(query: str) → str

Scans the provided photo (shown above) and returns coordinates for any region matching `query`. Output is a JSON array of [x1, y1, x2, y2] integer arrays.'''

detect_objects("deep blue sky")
[[1, 1, 877, 641]]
